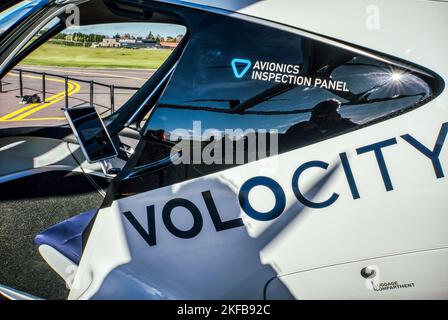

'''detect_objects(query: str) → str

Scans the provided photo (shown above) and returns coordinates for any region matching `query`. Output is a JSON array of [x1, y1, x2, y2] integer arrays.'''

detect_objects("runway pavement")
[[0, 65, 154, 129]]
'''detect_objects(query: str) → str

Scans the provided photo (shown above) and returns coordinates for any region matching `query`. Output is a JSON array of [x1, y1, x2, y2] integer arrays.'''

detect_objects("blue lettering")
[[356, 138, 397, 191], [339, 152, 360, 200], [238, 176, 286, 221], [123, 205, 157, 247], [401, 122, 448, 179], [291, 160, 339, 208]]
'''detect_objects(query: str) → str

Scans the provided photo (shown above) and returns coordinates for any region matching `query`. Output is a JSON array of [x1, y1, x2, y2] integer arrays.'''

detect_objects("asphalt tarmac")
[[0, 65, 154, 129], [0, 171, 107, 300]]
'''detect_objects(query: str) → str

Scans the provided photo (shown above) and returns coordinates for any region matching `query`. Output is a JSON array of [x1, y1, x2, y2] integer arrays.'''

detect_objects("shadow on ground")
[[0, 171, 105, 300]]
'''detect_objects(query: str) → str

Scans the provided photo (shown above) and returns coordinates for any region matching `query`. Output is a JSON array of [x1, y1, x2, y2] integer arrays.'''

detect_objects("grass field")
[[21, 43, 172, 69]]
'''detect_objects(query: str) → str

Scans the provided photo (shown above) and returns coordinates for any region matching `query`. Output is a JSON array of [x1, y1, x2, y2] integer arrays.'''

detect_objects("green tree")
[[146, 31, 156, 40]]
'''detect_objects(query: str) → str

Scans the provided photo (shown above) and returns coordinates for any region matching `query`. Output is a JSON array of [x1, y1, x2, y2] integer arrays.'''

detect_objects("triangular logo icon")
[[231, 58, 252, 79]]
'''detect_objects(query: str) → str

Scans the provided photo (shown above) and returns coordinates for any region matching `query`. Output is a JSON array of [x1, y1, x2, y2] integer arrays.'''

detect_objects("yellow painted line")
[[0, 91, 67, 120], [0, 102, 41, 120], [0, 73, 81, 121], [14, 81, 81, 120], [0, 73, 72, 120], [0, 117, 66, 122], [21, 66, 148, 81]]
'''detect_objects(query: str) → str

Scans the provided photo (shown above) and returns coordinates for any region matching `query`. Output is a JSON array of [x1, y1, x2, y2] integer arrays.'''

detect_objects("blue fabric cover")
[[34, 209, 97, 264]]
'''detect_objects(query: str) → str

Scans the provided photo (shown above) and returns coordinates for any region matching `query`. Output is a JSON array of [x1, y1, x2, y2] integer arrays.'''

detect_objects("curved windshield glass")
[[0, 0, 49, 36]]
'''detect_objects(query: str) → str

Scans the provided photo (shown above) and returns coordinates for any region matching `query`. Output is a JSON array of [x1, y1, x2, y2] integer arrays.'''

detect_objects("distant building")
[[120, 38, 157, 49], [99, 35, 181, 49], [159, 34, 183, 49], [101, 38, 120, 48], [159, 41, 178, 49]]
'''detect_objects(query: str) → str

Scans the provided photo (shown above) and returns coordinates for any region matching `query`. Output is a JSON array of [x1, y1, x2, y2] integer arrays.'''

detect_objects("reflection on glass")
[[0, 0, 48, 36], [115, 8, 443, 197], [145, 16, 439, 157]]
